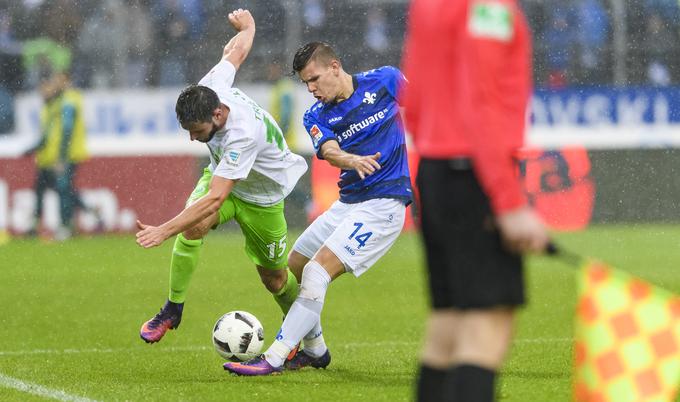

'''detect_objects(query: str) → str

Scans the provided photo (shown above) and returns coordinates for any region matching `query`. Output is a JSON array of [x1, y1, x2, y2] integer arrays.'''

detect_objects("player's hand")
[[135, 220, 170, 249], [495, 206, 549, 254], [228, 9, 254, 32], [351, 152, 381, 179]]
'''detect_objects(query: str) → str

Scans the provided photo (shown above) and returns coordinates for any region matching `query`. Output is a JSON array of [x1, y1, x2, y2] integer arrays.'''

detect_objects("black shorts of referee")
[[417, 158, 524, 310]]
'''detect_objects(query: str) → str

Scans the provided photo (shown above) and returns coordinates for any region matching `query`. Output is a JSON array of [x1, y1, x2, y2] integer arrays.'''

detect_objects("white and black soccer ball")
[[212, 311, 265, 362]]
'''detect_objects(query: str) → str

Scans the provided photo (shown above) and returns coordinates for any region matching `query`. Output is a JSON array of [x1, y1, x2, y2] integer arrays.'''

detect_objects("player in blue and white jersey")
[[225, 42, 412, 376]]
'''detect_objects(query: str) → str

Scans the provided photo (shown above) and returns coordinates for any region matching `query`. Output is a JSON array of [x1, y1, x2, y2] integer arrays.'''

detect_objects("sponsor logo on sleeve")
[[309, 124, 324, 147], [226, 150, 241, 166], [468, 1, 514, 42]]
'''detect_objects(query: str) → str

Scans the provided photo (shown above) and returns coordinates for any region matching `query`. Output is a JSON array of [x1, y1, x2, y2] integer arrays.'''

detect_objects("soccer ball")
[[212, 311, 265, 362]]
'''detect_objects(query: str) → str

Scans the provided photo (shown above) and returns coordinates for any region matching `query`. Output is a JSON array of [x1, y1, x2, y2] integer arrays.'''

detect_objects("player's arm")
[[222, 9, 255, 71], [135, 176, 236, 248], [467, 2, 548, 253], [319, 140, 381, 180]]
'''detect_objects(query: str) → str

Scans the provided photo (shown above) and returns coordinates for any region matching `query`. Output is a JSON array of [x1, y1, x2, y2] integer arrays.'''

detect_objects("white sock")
[[264, 261, 330, 367], [302, 321, 327, 358]]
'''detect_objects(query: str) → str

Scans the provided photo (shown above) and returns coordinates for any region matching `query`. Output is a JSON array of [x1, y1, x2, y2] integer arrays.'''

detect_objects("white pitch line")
[[0, 338, 573, 357], [0, 373, 97, 402], [0, 345, 210, 357]]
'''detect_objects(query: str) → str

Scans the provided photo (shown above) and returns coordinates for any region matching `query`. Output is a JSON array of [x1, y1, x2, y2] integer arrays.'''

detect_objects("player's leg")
[[287, 250, 309, 283], [286, 249, 337, 363], [283, 198, 406, 368], [30, 168, 53, 235], [418, 309, 514, 402], [223, 247, 340, 375], [418, 309, 459, 402], [232, 198, 299, 315], [280, 201, 365, 368], [60, 163, 90, 222], [416, 164, 457, 401], [140, 168, 232, 343], [225, 199, 406, 375], [222, 202, 345, 375], [55, 163, 78, 239], [277, 246, 342, 370], [255, 265, 297, 314], [443, 308, 515, 402], [416, 160, 523, 402], [283, 215, 333, 367]]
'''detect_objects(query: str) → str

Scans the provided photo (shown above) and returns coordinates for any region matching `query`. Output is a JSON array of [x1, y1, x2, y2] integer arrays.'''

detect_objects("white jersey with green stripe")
[[199, 60, 308, 207]]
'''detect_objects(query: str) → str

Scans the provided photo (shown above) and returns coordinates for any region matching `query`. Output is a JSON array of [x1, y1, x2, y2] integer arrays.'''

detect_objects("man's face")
[[39, 73, 67, 101], [183, 120, 220, 143], [298, 59, 341, 104]]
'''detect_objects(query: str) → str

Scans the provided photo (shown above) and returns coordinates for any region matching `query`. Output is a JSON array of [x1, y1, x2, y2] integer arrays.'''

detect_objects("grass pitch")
[[2, 225, 680, 401]]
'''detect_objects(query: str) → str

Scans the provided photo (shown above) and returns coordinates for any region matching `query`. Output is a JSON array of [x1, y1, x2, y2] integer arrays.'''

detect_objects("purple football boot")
[[223, 355, 283, 376], [285, 349, 331, 370], [140, 300, 183, 343]]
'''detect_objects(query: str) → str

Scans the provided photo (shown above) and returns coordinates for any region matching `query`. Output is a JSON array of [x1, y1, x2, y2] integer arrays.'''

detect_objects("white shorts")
[[292, 198, 406, 277]]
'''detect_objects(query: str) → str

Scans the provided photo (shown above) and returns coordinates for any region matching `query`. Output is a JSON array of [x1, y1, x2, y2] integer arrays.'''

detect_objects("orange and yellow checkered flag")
[[574, 260, 680, 402]]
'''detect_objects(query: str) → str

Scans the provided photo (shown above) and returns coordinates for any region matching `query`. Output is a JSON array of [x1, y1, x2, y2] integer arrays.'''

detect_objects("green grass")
[[1, 225, 680, 401]]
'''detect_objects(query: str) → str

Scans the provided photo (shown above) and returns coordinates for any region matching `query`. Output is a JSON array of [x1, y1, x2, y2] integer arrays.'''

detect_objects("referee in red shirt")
[[401, 1, 550, 401]]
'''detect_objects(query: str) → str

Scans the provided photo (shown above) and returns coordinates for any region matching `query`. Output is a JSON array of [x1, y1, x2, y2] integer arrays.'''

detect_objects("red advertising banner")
[[519, 146, 595, 231], [0, 156, 197, 235], [308, 146, 595, 232]]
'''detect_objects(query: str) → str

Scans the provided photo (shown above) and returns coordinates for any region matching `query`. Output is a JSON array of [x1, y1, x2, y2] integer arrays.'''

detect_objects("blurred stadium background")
[[2, 1, 680, 401], [1, 0, 680, 237]]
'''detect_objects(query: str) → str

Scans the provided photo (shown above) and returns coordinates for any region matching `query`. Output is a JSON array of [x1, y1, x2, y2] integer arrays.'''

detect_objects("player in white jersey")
[[135, 9, 308, 346]]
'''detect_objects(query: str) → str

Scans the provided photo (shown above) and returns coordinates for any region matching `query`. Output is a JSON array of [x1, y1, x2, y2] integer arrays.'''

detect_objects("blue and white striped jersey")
[[303, 66, 412, 205]]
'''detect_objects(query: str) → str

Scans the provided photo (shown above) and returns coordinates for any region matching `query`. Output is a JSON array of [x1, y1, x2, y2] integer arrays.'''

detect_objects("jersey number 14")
[[349, 222, 372, 249]]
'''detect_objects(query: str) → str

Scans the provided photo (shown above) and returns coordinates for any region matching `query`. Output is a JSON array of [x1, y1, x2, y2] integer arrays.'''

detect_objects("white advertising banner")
[[3, 85, 680, 156], [0, 84, 316, 157]]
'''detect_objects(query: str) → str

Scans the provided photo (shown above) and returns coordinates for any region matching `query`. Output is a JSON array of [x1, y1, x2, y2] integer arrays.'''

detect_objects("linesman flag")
[[574, 260, 680, 402]]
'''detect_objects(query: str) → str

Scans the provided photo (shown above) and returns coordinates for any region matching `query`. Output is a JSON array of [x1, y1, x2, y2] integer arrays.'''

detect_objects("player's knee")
[[260, 271, 286, 293], [287, 251, 307, 282]]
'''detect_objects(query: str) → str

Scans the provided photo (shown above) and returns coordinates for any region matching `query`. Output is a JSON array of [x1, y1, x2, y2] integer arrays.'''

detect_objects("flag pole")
[[546, 242, 584, 267]]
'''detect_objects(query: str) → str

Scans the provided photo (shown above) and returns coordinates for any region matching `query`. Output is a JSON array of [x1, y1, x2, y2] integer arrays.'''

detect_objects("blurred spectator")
[[643, 0, 680, 25], [365, 7, 388, 55], [643, 13, 677, 86], [24, 70, 92, 240], [1, 1, 680, 90], [544, 4, 576, 88], [574, 0, 609, 84], [268, 59, 296, 151], [303, 0, 325, 28], [0, 9, 22, 57], [0, 7, 21, 133], [76, 0, 127, 88], [0, 85, 12, 133], [22, 38, 71, 88], [122, 0, 154, 87], [151, 0, 203, 86], [39, 0, 81, 45]]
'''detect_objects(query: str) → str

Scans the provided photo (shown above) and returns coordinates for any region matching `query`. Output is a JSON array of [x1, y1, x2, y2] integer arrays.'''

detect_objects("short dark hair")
[[175, 85, 220, 126], [292, 42, 340, 73]]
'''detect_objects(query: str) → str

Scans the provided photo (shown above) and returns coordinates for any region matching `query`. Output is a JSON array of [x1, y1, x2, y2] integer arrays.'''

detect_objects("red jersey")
[[401, 0, 531, 214]]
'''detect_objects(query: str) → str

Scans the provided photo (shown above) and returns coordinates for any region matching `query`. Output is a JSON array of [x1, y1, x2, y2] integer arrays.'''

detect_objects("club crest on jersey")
[[226, 150, 241, 166], [468, 1, 514, 41], [309, 124, 324, 147], [362, 92, 377, 105]]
